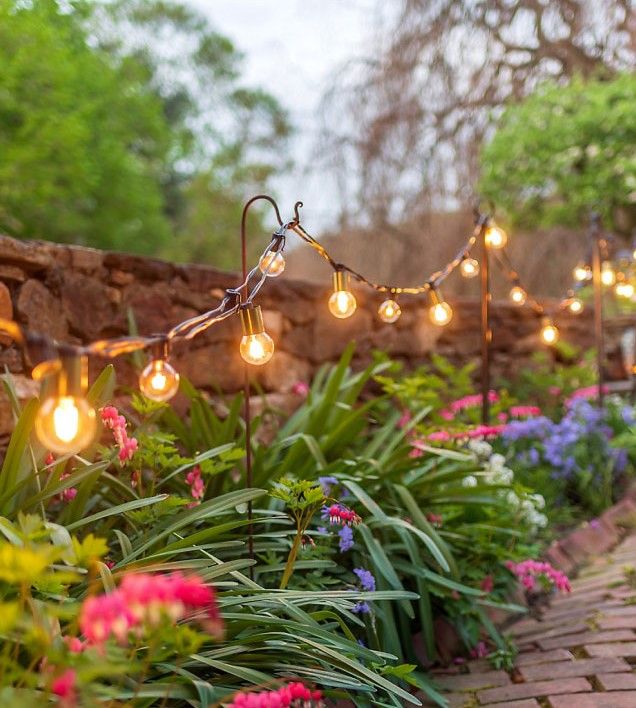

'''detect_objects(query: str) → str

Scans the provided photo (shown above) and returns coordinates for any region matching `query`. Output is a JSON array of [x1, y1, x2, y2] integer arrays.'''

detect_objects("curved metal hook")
[[291, 200, 304, 226]]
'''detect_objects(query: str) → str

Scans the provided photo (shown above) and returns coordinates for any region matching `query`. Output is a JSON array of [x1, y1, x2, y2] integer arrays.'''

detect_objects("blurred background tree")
[[319, 0, 634, 227], [0, 0, 292, 267], [480, 73, 636, 236]]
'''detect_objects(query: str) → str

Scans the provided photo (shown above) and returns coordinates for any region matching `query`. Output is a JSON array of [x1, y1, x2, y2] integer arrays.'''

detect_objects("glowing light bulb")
[[540, 320, 559, 346], [428, 290, 453, 326], [328, 272, 357, 319], [140, 359, 180, 401], [509, 285, 527, 306], [239, 304, 275, 365], [378, 298, 401, 323], [460, 257, 479, 278], [616, 281, 635, 298], [601, 261, 616, 287], [35, 395, 97, 455], [258, 250, 285, 277], [573, 263, 591, 282], [485, 224, 507, 249], [567, 297, 584, 314]]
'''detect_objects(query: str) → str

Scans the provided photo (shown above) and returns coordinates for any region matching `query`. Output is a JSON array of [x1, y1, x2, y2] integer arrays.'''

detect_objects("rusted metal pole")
[[590, 213, 605, 408], [479, 217, 491, 425]]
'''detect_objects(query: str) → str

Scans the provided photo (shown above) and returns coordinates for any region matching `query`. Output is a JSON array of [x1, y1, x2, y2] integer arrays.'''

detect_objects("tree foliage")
[[0, 0, 292, 266], [319, 0, 634, 225], [480, 73, 636, 234]]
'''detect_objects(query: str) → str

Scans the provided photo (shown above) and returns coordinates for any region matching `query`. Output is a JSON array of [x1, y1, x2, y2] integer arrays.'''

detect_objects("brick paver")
[[430, 530, 636, 706]]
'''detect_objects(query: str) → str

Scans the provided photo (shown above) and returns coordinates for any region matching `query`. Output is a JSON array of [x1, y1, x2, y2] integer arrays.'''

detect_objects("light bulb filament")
[[53, 397, 80, 443]]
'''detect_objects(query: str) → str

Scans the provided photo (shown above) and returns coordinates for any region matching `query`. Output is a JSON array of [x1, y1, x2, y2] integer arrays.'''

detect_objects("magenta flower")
[[185, 465, 205, 501], [229, 681, 323, 707], [507, 559, 571, 594], [100, 406, 139, 465], [510, 405, 541, 418], [324, 504, 361, 527], [292, 381, 310, 397], [51, 669, 77, 706]]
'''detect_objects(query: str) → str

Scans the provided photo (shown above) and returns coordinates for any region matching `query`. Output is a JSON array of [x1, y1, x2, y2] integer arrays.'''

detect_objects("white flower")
[[521, 499, 535, 513], [586, 144, 600, 158], [506, 491, 520, 508], [495, 467, 514, 485], [488, 453, 506, 470], [530, 493, 546, 510], [468, 440, 492, 458], [462, 475, 478, 488], [535, 513, 548, 528]]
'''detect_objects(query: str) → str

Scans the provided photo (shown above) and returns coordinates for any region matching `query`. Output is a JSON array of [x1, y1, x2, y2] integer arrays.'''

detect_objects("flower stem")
[[279, 518, 304, 590]]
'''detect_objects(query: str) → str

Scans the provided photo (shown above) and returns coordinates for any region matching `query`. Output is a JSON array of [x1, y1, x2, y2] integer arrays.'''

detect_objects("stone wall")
[[0, 235, 632, 434]]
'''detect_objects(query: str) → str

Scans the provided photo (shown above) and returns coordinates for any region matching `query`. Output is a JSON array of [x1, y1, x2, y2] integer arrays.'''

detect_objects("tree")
[[319, 0, 634, 226], [0, 0, 292, 267], [480, 73, 636, 235], [0, 0, 173, 252]]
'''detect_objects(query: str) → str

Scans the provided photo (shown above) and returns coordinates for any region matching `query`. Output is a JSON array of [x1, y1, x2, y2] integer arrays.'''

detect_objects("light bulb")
[[378, 298, 401, 323], [601, 262, 616, 287], [567, 297, 584, 314], [540, 321, 559, 345], [239, 304, 275, 365], [35, 395, 97, 455], [139, 359, 180, 401], [258, 250, 285, 277], [616, 281, 635, 298], [573, 263, 591, 282], [428, 288, 453, 326], [460, 257, 479, 278], [485, 224, 507, 249], [328, 272, 357, 319], [509, 285, 527, 306]]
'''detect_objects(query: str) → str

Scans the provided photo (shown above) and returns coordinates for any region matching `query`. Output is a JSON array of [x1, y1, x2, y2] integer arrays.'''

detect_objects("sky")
[[187, 0, 381, 231]]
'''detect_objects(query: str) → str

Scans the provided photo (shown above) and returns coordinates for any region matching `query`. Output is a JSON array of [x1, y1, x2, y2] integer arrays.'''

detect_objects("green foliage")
[[0, 0, 292, 265], [480, 73, 636, 233]]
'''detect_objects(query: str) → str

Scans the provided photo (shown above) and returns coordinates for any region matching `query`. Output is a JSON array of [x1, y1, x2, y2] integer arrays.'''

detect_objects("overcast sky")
[[187, 0, 381, 231]]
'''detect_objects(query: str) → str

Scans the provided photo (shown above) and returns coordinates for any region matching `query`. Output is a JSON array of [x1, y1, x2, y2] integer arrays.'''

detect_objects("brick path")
[[427, 532, 636, 707]]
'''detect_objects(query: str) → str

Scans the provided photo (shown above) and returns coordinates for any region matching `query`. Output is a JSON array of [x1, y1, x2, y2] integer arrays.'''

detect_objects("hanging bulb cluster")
[[540, 318, 559, 346], [428, 289, 453, 326], [34, 355, 97, 454], [239, 304, 275, 365], [615, 279, 635, 299], [601, 261, 616, 287], [573, 262, 592, 282], [509, 284, 527, 306], [561, 292, 584, 314], [460, 256, 479, 278], [484, 223, 507, 250], [328, 271, 357, 319], [139, 340, 180, 402], [378, 298, 401, 323]]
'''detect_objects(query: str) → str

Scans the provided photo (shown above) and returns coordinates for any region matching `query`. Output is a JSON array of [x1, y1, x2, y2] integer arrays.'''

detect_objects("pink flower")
[[470, 641, 489, 659], [408, 446, 424, 458], [497, 412, 509, 422], [480, 575, 494, 593], [449, 391, 499, 414], [507, 559, 571, 594], [63, 636, 85, 653], [229, 682, 323, 708], [565, 385, 609, 406], [45, 452, 55, 466], [439, 409, 455, 421], [51, 669, 77, 706], [185, 466, 205, 501], [79, 572, 223, 645], [397, 410, 412, 428], [100, 406, 138, 466], [426, 513, 443, 527], [510, 406, 541, 418], [326, 504, 361, 527], [292, 381, 310, 397], [427, 430, 452, 442]]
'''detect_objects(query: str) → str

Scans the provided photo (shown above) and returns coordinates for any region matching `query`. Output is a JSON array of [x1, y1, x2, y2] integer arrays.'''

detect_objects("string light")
[[460, 256, 479, 278], [562, 295, 584, 314], [601, 261, 616, 286], [139, 342, 180, 402], [34, 356, 97, 454], [573, 262, 591, 282], [378, 298, 401, 323], [239, 304, 274, 365], [259, 250, 285, 277], [328, 271, 357, 319], [429, 289, 453, 326], [615, 280, 635, 299], [540, 318, 560, 346], [509, 285, 527, 306], [484, 223, 507, 250]]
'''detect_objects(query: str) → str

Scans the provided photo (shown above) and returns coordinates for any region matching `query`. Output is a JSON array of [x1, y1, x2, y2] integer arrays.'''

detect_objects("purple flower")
[[319, 476, 339, 496], [338, 525, 354, 552], [353, 568, 376, 592], [316, 526, 328, 535], [352, 601, 371, 614]]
